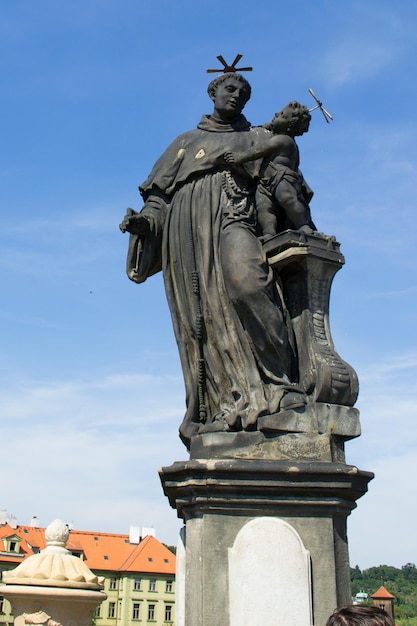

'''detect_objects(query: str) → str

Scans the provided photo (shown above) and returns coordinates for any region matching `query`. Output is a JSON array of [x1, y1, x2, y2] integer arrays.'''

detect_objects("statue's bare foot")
[[198, 416, 229, 434], [279, 390, 307, 411]]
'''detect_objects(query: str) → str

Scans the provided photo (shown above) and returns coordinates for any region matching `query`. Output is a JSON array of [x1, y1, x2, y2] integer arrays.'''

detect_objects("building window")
[[9, 541, 18, 553], [149, 578, 156, 592], [109, 577, 117, 590], [95, 606, 101, 618], [133, 577, 141, 590], [165, 580, 173, 593], [0, 596, 4, 614], [132, 602, 141, 620], [165, 604, 173, 622], [108, 602, 116, 618], [148, 604, 155, 621], [70, 550, 84, 559]]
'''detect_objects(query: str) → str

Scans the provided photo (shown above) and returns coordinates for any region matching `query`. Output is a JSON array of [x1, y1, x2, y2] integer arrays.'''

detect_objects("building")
[[353, 590, 369, 604], [0, 516, 176, 625], [371, 585, 395, 622]]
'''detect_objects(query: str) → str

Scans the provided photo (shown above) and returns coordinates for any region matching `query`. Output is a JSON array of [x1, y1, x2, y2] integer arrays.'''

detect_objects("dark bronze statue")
[[224, 100, 315, 239], [120, 73, 358, 452]]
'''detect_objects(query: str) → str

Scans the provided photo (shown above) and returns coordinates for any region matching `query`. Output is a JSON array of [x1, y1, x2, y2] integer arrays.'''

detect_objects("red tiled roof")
[[371, 586, 395, 599], [118, 535, 175, 574], [0, 524, 175, 575], [0, 524, 46, 563]]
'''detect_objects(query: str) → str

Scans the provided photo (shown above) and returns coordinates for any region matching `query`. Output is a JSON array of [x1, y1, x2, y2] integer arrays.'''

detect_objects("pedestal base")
[[160, 459, 373, 626]]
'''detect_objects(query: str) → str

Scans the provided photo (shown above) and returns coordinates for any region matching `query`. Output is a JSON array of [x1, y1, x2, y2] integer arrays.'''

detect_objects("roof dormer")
[[2, 534, 22, 554]]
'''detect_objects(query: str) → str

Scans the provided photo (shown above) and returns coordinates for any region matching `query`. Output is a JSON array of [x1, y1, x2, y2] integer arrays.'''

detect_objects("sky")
[[1, 0, 416, 571]]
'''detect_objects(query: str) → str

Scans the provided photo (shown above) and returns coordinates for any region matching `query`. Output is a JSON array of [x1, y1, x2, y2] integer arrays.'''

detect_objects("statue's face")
[[212, 77, 248, 120], [293, 115, 310, 136], [272, 110, 310, 136]]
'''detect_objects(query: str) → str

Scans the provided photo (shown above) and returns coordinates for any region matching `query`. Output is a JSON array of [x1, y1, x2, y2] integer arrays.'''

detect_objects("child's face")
[[271, 113, 287, 133], [274, 112, 310, 136], [294, 116, 310, 135]]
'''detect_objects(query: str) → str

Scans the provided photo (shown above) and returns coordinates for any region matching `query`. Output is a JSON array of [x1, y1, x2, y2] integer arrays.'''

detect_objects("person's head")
[[326, 605, 394, 626], [207, 73, 251, 121], [266, 101, 311, 136]]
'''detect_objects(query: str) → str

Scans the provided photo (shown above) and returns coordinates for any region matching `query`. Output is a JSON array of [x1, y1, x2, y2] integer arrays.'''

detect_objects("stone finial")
[[44, 519, 70, 548], [2, 519, 104, 590]]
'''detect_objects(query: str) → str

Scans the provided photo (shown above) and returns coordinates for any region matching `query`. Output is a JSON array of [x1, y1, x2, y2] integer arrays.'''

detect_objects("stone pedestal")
[[159, 230, 372, 625], [160, 458, 373, 626]]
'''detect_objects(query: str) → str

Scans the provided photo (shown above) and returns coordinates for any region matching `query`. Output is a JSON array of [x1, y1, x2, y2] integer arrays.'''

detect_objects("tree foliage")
[[351, 563, 417, 623]]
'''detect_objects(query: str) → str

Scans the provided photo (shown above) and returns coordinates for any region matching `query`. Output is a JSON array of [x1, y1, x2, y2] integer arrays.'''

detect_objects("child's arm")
[[223, 135, 284, 165]]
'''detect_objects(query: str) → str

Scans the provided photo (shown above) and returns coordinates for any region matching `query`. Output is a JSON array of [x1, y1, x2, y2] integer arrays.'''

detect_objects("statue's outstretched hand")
[[119, 208, 151, 236]]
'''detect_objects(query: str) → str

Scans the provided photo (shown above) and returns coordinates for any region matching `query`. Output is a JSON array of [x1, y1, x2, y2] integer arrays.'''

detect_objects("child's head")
[[266, 101, 311, 135], [326, 605, 394, 626]]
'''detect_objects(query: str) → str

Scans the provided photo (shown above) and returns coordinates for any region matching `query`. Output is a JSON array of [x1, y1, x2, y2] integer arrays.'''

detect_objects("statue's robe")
[[129, 114, 295, 446]]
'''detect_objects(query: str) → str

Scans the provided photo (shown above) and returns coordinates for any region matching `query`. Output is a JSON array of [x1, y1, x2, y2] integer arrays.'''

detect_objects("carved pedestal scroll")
[[266, 230, 359, 407]]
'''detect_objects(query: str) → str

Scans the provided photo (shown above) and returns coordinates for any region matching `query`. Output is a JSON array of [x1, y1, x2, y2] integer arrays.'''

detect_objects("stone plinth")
[[160, 458, 373, 626], [1, 519, 106, 626], [190, 403, 360, 464]]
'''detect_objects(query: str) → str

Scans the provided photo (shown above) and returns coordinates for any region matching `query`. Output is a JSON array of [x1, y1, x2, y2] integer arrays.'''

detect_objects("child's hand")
[[223, 151, 236, 164]]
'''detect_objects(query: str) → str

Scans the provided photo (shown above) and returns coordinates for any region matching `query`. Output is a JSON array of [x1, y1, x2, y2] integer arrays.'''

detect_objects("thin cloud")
[[348, 451, 417, 568], [366, 286, 417, 299], [322, 40, 400, 86], [358, 353, 417, 382], [0, 367, 186, 542], [0, 371, 184, 425]]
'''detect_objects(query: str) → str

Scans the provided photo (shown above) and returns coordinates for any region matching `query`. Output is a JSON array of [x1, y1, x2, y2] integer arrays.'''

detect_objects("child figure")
[[225, 101, 316, 240]]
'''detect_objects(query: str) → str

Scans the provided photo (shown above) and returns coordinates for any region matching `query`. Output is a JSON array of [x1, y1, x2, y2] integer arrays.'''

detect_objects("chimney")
[[8, 515, 17, 529], [129, 526, 140, 544]]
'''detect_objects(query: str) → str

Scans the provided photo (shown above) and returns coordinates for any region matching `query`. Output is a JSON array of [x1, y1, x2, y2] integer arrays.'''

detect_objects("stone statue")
[[120, 73, 358, 453], [120, 73, 315, 448], [224, 100, 316, 239]]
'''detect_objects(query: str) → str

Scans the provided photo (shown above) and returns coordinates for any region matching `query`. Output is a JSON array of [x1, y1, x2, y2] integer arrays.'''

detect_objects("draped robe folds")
[[129, 114, 296, 447]]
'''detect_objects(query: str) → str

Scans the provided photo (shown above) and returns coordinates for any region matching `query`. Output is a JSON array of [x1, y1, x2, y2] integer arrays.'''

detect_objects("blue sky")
[[1, 0, 416, 569]]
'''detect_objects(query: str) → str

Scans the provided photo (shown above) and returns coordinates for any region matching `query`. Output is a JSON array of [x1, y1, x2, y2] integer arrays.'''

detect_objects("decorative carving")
[[22, 612, 61, 626], [265, 230, 359, 407]]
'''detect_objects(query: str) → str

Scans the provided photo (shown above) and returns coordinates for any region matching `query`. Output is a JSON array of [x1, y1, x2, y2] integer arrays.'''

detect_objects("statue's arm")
[[120, 192, 169, 284], [120, 188, 169, 234], [223, 135, 286, 166]]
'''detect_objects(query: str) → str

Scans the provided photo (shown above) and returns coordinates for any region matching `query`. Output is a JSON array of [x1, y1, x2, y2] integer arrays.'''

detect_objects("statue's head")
[[267, 101, 311, 136], [207, 73, 251, 120]]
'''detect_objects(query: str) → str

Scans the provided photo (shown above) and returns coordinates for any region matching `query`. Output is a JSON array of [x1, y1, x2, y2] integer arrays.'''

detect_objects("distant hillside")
[[351, 563, 417, 624]]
